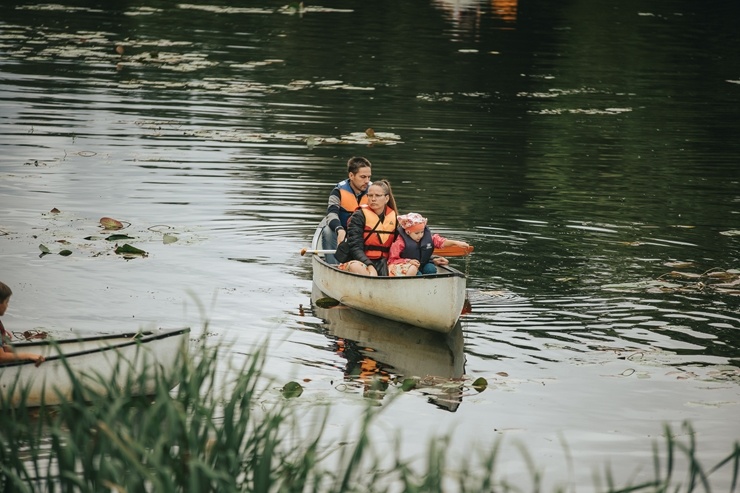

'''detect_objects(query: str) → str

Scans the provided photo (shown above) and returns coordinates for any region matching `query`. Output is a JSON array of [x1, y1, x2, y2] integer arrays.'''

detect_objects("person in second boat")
[[339, 179, 398, 276], [0, 281, 45, 367], [388, 212, 470, 276]]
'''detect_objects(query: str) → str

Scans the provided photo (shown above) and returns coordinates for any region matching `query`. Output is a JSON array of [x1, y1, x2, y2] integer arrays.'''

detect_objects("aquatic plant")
[[0, 336, 737, 492]]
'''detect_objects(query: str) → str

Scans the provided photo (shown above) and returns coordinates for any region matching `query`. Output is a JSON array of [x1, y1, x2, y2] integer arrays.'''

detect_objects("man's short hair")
[[347, 156, 371, 174]]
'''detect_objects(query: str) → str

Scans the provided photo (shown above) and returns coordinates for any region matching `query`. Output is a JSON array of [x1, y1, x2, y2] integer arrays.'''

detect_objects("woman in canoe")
[[339, 179, 398, 276], [0, 282, 45, 366], [388, 212, 470, 276]]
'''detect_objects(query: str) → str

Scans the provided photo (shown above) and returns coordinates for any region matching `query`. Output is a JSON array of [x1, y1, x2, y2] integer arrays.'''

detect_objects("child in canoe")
[[388, 213, 470, 277]]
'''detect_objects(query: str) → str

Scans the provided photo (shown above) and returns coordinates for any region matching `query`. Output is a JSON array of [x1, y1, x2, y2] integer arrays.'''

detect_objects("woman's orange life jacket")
[[360, 205, 397, 259]]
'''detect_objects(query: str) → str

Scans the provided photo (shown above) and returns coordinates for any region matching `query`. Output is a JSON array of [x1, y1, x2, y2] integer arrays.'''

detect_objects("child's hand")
[[433, 257, 449, 266]]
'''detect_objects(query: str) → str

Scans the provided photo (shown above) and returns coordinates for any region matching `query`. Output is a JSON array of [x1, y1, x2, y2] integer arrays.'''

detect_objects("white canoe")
[[0, 328, 190, 409], [311, 221, 467, 333]]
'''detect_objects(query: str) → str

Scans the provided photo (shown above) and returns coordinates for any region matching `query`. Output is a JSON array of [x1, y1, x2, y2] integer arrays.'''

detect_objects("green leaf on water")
[[39, 244, 51, 254], [163, 233, 178, 244], [59, 250, 73, 256], [114, 244, 148, 256], [472, 377, 488, 392], [281, 381, 304, 398], [401, 378, 418, 391], [106, 234, 134, 241], [315, 297, 340, 308]]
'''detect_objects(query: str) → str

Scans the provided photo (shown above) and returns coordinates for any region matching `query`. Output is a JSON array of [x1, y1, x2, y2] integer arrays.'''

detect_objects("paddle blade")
[[434, 244, 474, 257]]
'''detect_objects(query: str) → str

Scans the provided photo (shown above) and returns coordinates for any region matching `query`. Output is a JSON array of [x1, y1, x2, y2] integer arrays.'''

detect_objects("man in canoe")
[[322, 156, 373, 263], [388, 212, 470, 276], [0, 282, 45, 366]]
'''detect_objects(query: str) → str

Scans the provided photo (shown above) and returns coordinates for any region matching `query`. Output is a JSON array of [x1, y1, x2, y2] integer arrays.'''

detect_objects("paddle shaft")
[[300, 244, 473, 257]]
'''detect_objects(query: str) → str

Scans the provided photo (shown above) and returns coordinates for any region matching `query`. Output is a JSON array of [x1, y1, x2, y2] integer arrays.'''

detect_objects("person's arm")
[[432, 233, 469, 249], [326, 187, 343, 235], [0, 346, 45, 367], [347, 211, 371, 265]]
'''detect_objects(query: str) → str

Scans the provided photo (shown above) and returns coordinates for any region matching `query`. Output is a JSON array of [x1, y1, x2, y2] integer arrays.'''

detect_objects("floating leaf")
[[50, 208, 61, 214], [100, 217, 124, 230], [602, 280, 681, 292], [281, 381, 303, 398], [163, 233, 178, 244], [315, 297, 340, 308], [706, 271, 737, 280], [665, 271, 702, 279], [106, 234, 134, 241], [114, 244, 148, 257], [472, 377, 488, 392], [59, 250, 73, 256], [400, 378, 419, 392], [39, 244, 51, 254], [22, 330, 48, 340], [664, 261, 694, 268]]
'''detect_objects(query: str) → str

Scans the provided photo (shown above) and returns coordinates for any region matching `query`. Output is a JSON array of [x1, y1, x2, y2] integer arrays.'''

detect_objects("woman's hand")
[[433, 256, 449, 266]]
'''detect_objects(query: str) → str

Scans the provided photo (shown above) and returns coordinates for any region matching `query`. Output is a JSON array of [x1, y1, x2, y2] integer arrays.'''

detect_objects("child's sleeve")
[[431, 233, 447, 249], [388, 237, 405, 264]]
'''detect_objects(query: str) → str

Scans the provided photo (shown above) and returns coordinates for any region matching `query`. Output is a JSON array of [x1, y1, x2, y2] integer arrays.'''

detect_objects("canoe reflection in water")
[[311, 285, 467, 412]]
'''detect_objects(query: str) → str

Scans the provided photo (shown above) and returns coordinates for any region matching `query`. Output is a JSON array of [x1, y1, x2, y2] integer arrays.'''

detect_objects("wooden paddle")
[[300, 244, 474, 257], [434, 244, 474, 257]]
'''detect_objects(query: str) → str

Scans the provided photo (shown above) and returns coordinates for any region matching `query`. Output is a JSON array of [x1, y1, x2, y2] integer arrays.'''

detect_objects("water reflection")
[[307, 284, 466, 412], [433, 0, 518, 35]]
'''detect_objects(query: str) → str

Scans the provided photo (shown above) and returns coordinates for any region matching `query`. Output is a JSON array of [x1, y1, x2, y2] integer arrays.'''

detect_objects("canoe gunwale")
[[0, 328, 190, 369]]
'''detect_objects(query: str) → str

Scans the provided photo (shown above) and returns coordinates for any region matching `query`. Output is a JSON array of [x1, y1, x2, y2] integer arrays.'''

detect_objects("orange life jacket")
[[360, 205, 397, 259], [337, 182, 368, 228]]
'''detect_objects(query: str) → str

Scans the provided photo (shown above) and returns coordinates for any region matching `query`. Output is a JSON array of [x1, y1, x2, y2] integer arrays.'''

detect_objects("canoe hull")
[[0, 328, 190, 409], [311, 221, 466, 333]]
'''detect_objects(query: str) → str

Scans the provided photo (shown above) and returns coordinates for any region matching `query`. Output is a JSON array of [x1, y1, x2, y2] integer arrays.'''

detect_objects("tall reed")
[[1, 336, 738, 492]]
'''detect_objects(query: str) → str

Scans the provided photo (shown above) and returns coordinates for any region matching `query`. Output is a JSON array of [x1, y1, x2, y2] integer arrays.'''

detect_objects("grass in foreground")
[[1, 336, 738, 492]]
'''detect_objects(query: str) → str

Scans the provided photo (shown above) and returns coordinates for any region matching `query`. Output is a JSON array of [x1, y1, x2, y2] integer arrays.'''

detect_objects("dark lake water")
[[2, 0, 739, 489]]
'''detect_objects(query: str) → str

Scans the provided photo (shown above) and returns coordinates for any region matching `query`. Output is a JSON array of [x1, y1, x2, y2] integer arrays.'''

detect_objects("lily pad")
[[114, 244, 148, 257], [315, 297, 340, 309], [100, 217, 124, 230], [400, 377, 419, 391], [472, 377, 488, 392], [281, 381, 304, 398]]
